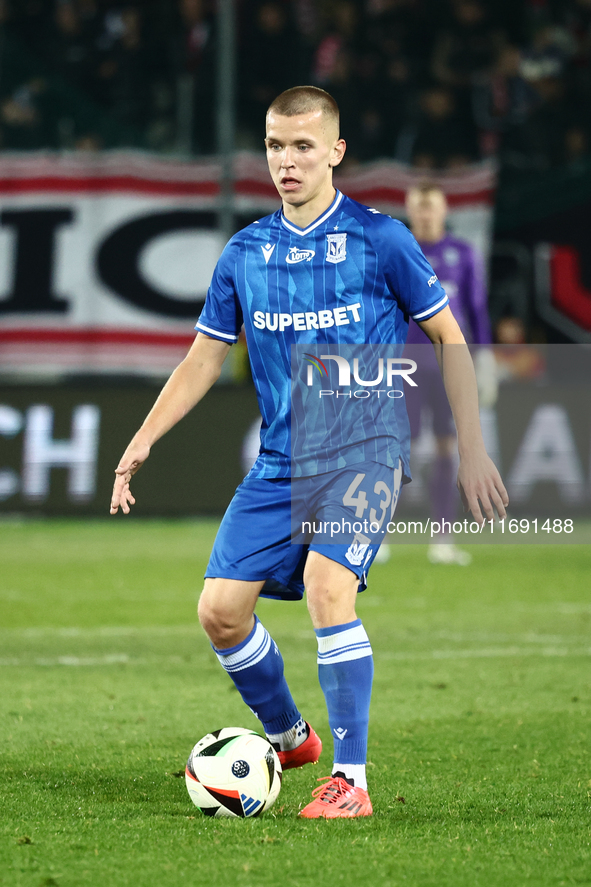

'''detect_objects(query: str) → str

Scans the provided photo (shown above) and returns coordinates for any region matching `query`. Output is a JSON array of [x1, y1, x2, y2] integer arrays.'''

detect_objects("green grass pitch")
[[1, 519, 590, 887]]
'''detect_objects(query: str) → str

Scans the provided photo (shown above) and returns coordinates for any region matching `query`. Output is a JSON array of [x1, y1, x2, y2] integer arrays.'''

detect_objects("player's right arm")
[[109, 333, 231, 515]]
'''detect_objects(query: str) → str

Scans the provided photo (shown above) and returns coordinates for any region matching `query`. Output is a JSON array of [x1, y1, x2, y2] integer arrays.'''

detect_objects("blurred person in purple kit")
[[405, 182, 491, 565]]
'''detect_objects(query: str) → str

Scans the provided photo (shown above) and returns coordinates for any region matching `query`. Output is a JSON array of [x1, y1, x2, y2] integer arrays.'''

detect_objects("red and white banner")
[[0, 151, 496, 377]]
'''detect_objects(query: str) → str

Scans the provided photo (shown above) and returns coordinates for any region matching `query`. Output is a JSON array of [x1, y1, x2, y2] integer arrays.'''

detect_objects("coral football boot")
[[276, 723, 322, 771], [299, 775, 373, 819]]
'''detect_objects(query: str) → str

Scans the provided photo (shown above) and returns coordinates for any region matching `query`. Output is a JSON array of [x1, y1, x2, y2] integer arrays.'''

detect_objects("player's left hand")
[[457, 448, 509, 524]]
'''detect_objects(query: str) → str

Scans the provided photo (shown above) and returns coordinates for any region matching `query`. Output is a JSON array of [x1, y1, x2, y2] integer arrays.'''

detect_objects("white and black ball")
[[185, 727, 282, 818]]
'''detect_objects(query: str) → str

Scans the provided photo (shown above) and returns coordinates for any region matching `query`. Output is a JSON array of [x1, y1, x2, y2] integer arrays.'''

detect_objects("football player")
[[111, 86, 507, 818]]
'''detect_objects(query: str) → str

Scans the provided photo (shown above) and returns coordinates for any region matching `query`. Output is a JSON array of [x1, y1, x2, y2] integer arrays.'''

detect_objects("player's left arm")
[[418, 305, 509, 523]]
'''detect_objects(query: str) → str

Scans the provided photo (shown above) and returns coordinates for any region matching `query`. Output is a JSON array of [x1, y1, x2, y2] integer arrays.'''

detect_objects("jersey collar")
[[280, 190, 343, 237]]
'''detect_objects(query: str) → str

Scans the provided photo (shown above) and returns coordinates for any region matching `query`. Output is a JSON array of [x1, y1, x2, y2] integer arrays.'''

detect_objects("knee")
[[306, 583, 350, 628], [305, 575, 340, 616], [197, 584, 253, 649], [304, 567, 358, 629], [197, 589, 234, 648]]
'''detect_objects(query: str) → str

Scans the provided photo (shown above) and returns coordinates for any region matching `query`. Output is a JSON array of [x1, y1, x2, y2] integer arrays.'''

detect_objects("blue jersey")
[[196, 190, 448, 479]]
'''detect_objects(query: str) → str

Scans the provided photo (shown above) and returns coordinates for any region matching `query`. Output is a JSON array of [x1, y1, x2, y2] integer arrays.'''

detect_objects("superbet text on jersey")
[[196, 190, 448, 480]]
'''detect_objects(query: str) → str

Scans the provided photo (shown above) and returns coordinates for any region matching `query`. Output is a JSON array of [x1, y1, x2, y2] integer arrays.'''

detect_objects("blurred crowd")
[[1, 0, 591, 172]]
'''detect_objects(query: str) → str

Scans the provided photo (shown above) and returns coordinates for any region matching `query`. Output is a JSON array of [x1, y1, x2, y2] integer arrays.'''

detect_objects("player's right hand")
[[109, 441, 151, 515]]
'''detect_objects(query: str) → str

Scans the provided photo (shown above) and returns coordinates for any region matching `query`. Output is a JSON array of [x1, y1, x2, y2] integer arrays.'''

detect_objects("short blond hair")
[[267, 86, 340, 133]]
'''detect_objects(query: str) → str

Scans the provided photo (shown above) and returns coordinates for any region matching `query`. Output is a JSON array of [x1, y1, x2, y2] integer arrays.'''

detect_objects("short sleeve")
[[195, 239, 243, 343], [378, 218, 449, 322]]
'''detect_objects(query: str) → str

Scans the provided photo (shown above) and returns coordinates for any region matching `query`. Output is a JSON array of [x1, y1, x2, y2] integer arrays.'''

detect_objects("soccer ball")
[[185, 727, 282, 818]]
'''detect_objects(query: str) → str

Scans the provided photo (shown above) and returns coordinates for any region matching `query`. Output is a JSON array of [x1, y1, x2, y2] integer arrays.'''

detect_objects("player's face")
[[406, 189, 447, 241], [265, 110, 345, 209]]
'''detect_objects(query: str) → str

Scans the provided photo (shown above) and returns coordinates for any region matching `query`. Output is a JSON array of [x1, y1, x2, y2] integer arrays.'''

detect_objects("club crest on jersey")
[[286, 246, 315, 264], [345, 538, 371, 566], [326, 232, 347, 264]]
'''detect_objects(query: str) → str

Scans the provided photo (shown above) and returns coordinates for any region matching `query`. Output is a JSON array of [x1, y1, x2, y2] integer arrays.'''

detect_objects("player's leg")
[[198, 577, 312, 758], [295, 462, 402, 817], [299, 551, 373, 817], [198, 576, 262, 649], [304, 553, 372, 789], [198, 478, 321, 768]]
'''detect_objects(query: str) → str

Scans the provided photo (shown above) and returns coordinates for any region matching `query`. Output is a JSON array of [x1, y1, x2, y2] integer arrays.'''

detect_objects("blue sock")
[[212, 615, 301, 735], [315, 619, 373, 766]]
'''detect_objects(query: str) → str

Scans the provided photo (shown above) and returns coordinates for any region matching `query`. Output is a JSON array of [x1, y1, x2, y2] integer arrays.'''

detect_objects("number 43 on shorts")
[[342, 464, 402, 528]]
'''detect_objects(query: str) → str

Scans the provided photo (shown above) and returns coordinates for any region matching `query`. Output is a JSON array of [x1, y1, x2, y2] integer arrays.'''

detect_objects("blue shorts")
[[205, 462, 402, 601]]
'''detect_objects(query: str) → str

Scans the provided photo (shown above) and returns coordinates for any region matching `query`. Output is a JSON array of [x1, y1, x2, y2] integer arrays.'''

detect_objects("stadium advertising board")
[[0, 152, 495, 378], [0, 384, 261, 516], [1, 347, 590, 526]]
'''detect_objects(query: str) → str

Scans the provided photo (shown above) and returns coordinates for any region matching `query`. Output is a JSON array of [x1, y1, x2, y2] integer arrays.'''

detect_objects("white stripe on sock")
[[316, 624, 372, 665], [215, 621, 272, 673]]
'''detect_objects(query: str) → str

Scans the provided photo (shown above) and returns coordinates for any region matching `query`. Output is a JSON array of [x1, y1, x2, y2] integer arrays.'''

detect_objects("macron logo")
[[261, 243, 276, 264], [334, 728, 348, 740]]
